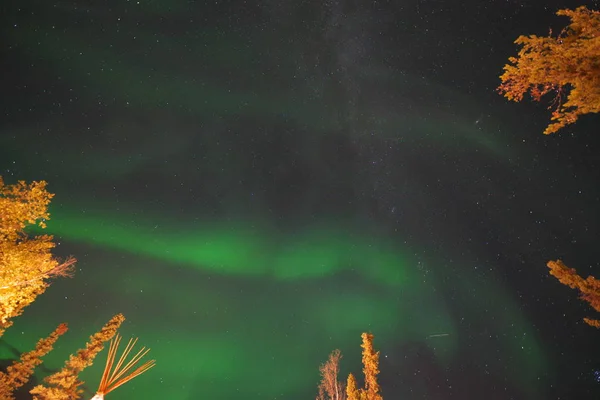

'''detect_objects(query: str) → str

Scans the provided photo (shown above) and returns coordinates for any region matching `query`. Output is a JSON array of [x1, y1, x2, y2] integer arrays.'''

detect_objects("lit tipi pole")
[[90, 334, 155, 400]]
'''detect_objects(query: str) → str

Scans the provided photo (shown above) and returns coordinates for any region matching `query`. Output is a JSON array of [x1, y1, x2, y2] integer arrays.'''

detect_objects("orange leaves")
[[0, 177, 54, 240], [498, 6, 600, 134], [0, 323, 68, 399], [557, 7, 600, 38], [346, 374, 360, 400], [359, 333, 382, 400], [0, 176, 75, 336], [547, 260, 600, 328], [584, 318, 600, 328]]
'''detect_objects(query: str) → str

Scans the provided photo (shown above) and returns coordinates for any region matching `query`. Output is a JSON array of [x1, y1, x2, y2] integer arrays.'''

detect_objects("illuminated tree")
[[498, 6, 600, 134], [547, 259, 600, 328], [31, 314, 126, 399], [316, 349, 346, 400], [0, 176, 75, 336], [319, 333, 382, 400], [360, 333, 382, 400], [346, 374, 360, 400]]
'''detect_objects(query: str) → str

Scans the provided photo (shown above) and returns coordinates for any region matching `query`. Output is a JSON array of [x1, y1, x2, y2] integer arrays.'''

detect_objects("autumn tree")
[[359, 333, 382, 400], [0, 176, 75, 336], [316, 349, 346, 400], [498, 6, 600, 134], [346, 374, 360, 400], [547, 259, 600, 328], [316, 333, 383, 400]]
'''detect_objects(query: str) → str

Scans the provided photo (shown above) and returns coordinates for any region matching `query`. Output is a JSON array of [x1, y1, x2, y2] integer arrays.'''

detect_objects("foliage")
[[318, 332, 382, 400], [498, 6, 600, 134], [0, 176, 75, 336], [316, 349, 346, 400], [346, 374, 360, 400], [547, 259, 600, 328], [0, 176, 154, 399], [30, 314, 126, 399], [0, 324, 68, 399], [359, 333, 381, 400]]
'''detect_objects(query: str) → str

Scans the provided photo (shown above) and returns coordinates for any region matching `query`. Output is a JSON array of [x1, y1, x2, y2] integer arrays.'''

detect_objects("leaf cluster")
[[498, 6, 600, 134]]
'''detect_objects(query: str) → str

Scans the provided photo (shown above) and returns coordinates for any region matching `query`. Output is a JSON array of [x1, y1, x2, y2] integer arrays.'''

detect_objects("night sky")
[[2, 0, 600, 399]]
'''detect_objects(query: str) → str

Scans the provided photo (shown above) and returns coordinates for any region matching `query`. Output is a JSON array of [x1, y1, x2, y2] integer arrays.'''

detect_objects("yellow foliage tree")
[[0, 176, 154, 399], [0, 176, 76, 336], [359, 333, 381, 400], [346, 374, 360, 400], [498, 6, 600, 134], [547, 259, 600, 328]]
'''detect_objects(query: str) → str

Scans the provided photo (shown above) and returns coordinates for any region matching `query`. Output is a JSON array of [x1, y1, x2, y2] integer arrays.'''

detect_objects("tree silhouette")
[[498, 6, 600, 134]]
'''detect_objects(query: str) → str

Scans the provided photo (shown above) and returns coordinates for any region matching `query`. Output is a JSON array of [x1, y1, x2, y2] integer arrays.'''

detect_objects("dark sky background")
[[2, 0, 600, 399]]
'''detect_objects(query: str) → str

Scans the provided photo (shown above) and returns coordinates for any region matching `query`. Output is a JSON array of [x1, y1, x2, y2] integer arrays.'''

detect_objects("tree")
[[30, 314, 127, 400], [547, 259, 600, 328], [359, 333, 382, 400], [497, 6, 600, 134], [318, 333, 382, 400], [317, 349, 346, 400], [346, 374, 361, 400], [0, 176, 75, 336]]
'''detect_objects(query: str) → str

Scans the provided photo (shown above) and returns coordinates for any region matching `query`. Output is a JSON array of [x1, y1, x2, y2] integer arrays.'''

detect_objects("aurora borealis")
[[2, 0, 600, 399]]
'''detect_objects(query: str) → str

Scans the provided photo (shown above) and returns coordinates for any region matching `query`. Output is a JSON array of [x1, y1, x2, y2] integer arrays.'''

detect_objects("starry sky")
[[1, 0, 600, 399]]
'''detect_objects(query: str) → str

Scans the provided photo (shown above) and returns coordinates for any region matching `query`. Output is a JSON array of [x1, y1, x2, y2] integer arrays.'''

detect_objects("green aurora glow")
[[2, 203, 546, 398], [0, 2, 552, 398]]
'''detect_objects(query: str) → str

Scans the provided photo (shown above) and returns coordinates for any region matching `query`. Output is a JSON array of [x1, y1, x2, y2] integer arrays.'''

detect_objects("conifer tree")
[[360, 333, 382, 400], [0, 323, 68, 399], [346, 374, 360, 400]]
